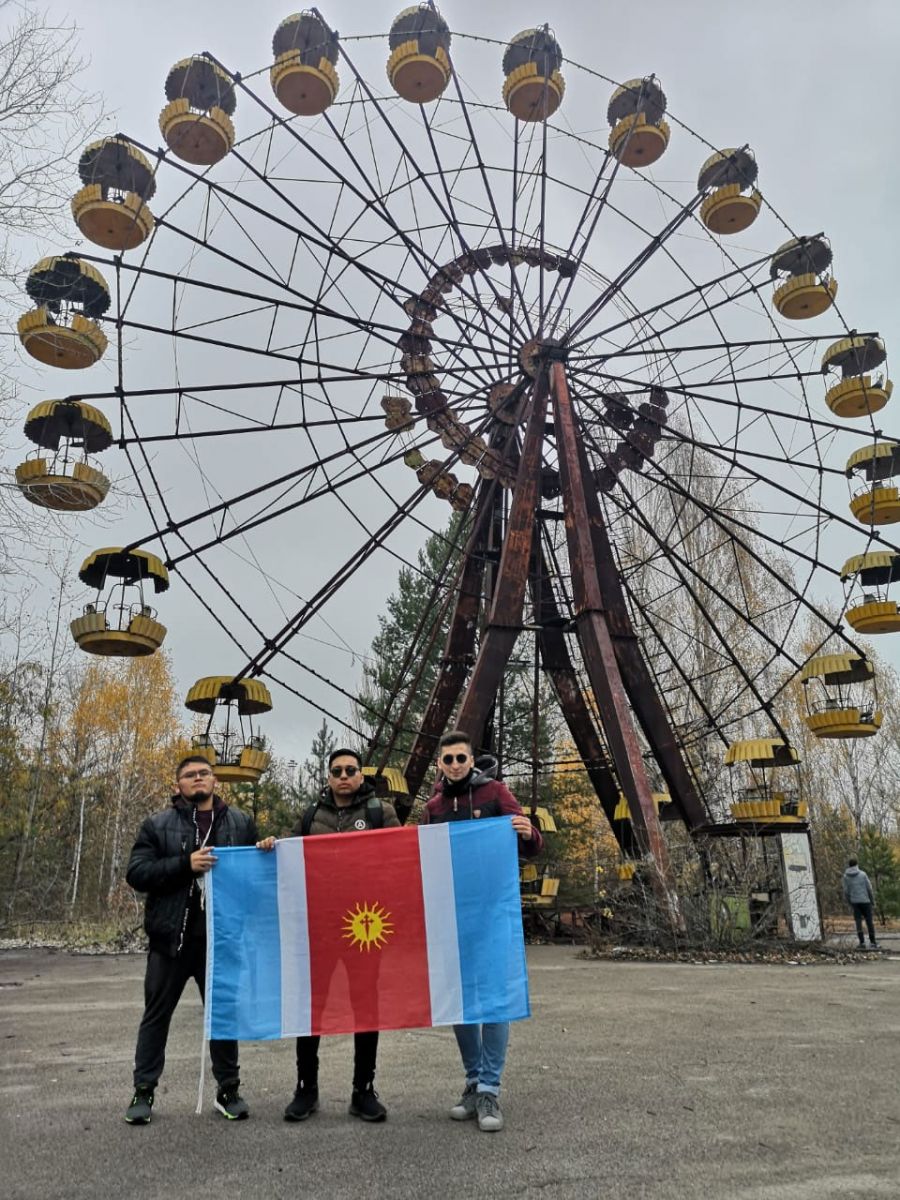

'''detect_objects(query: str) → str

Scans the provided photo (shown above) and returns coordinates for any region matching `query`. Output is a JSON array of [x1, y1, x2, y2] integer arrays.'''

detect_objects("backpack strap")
[[300, 802, 319, 837]]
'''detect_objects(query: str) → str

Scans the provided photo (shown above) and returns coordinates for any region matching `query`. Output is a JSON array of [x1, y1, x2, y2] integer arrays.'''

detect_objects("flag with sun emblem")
[[204, 818, 530, 1038]]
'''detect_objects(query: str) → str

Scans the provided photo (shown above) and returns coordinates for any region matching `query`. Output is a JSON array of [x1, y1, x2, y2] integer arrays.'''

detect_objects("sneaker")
[[349, 1084, 387, 1122], [449, 1081, 478, 1121], [125, 1085, 154, 1125], [284, 1087, 319, 1122], [214, 1085, 249, 1120], [476, 1091, 504, 1132]]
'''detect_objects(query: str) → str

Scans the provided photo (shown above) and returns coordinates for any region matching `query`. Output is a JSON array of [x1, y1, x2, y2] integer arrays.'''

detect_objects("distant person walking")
[[842, 858, 878, 949]]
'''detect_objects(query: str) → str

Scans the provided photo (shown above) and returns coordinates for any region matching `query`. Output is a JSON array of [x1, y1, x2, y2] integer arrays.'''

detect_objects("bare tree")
[[0, 1, 105, 279], [0, 3, 107, 580]]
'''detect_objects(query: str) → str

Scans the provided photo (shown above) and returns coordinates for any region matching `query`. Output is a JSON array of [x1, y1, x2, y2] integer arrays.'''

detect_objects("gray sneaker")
[[476, 1091, 504, 1132], [449, 1081, 478, 1121]]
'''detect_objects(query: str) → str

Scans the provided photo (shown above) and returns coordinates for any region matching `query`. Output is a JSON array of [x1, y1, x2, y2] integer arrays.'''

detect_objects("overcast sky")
[[8, 0, 900, 766]]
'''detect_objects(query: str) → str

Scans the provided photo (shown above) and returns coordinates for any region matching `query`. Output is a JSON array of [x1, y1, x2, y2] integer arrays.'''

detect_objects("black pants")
[[295, 1031, 378, 1091], [133, 942, 239, 1089], [851, 902, 877, 945]]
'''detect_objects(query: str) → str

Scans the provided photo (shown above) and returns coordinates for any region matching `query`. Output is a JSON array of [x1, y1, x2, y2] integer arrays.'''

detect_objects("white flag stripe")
[[418, 824, 464, 1025], [277, 837, 311, 1037]]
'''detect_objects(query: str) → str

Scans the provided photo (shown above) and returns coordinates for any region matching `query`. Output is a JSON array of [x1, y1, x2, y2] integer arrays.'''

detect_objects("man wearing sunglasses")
[[421, 729, 542, 1133], [279, 747, 401, 1123], [123, 755, 260, 1125]]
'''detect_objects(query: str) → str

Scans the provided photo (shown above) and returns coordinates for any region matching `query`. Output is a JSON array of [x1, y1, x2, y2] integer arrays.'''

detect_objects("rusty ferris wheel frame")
[[27, 14, 896, 891]]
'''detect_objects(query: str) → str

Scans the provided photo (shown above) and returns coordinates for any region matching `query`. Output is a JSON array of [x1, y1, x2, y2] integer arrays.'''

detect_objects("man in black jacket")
[[123, 754, 259, 1124], [258, 747, 400, 1124]]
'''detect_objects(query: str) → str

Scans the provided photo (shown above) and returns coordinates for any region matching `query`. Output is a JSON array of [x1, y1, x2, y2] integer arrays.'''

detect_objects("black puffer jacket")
[[291, 778, 400, 836], [125, 795, 258, 957]]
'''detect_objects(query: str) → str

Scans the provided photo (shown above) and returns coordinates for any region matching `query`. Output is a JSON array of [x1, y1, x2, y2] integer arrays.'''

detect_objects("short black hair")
[[848, 857, 858, 867], [328, 747, 361, 769], [438, 730, 472, 751], [176, 754, 214, 777]]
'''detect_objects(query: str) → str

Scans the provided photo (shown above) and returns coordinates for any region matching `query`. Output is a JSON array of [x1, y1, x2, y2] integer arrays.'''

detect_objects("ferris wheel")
[[13, 6, 897, 872]]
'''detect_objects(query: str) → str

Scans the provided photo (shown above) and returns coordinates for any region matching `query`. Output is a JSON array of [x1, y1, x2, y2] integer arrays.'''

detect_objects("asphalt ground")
[[2, 945, 899, 1200]]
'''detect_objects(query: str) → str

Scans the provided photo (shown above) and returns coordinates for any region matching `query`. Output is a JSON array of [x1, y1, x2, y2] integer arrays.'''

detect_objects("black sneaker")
[[125, 1085, 154, 1125], [215, 1085, 249, 1120], [349, 1084, 387, 1122], [284, 1087, 319, 1122]]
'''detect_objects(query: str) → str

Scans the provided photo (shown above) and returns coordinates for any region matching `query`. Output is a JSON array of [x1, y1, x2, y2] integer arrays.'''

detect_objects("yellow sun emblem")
[[342, 902, 394, 952]]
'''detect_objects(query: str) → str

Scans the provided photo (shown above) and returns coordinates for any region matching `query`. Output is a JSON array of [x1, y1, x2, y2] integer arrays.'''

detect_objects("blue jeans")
[[453, 1022, 510, 1095]]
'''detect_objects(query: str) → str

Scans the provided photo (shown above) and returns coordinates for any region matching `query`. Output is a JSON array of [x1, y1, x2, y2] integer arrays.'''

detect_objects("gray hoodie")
[[842, 865, 874, 905]]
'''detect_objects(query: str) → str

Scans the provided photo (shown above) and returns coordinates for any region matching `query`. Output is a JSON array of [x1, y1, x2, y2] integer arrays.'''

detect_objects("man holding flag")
[[124, 755, 259, 1125], [259, 747, 401, 1123], [421, 730, 542, 1133]]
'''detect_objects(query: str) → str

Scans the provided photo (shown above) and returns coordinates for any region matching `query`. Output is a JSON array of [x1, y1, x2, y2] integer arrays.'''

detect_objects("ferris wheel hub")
[[518, 336, 567, 379]]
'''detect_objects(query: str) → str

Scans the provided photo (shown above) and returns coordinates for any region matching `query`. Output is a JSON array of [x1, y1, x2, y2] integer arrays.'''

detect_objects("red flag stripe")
[[304, 826, 432, 1034]]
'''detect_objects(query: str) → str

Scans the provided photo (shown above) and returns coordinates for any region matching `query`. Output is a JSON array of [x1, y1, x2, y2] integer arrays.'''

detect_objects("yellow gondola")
[[387, 4, 452, 104], [841, 551, 900, 633], [822, 335, 891, 418], [608, 77, 669, 167], [72, 136, 156, 251], [160, 54, 236, 166], [70, 548, 168, 656], [502, 28, 564, 123], [697, 148, 761, 235], [15, 400, 112, 511], [725, 738, 806, 822], [800, 654, 881, 739], [271, 11, 339, 116], [612, 792, 671, 821], [18, 254, 109, 369], [770, 235, 837, 319], [845, 442, 900, 525], [185, 676, 273, 784]]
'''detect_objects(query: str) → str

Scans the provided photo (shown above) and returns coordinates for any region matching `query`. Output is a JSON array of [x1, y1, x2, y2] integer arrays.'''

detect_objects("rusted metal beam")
[[582, 511, 710, 831], [455, 374, 550, 749], [531, 547, 639, 856], [402, 480, 498, 801], [550, 362, 676, 905]]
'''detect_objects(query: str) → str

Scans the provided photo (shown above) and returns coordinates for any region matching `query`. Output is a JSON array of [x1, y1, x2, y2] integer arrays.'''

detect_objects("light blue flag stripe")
[[207, 846, 282, 1040], [448, 818, 530, 1024]]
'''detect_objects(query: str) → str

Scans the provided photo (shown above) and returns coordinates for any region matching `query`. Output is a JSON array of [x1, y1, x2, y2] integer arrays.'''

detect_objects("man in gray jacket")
[[842, 858, 878, 949]]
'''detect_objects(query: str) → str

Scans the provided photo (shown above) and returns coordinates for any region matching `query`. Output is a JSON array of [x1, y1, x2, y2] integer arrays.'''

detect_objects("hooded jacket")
[[422, 765, 543, 858], [291, 777, 401, 836], [125, 794, 259, 957], [842, 865, 875, 905]]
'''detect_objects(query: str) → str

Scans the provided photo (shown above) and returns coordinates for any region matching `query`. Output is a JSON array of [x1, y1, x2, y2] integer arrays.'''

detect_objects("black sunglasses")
[[441, 753, 470, 765], [330, 765, 359, 778]]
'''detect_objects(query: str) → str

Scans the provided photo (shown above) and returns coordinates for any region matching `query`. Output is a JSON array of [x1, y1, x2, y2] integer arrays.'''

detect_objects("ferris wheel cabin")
[[18, 254, 109, 370], [71, 548, 169, 657], [185, 676, 273, 784], [160, 53, 236, 166], [15, 400, 112, 512], [387, 4, 452, 103], [271, 11, 340, 116], [72, 136, 156, 252]]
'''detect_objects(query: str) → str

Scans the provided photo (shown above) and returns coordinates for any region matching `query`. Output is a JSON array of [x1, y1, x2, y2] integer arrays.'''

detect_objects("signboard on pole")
[[779, 831, 821, 942]]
